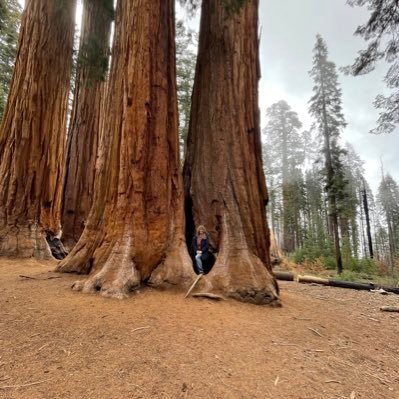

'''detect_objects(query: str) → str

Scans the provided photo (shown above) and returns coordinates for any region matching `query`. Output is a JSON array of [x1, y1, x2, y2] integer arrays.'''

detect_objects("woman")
[[191, 225, 214, 274]]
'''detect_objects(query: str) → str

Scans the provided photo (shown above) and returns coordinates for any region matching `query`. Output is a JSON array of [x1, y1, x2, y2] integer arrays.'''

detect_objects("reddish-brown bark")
[[183, 0, 279, 304], [0, 0, 76, 259], [62, 0, 112, 250], [56, 0, 193, 298]]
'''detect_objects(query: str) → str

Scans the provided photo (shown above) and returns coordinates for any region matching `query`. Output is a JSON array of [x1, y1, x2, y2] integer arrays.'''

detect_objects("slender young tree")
[[309, 35, 347, 274], [183, 0, 279, 304], [62, 0, 113, 250], [57, 0, 193, 298], [0, 0, 76, 259]]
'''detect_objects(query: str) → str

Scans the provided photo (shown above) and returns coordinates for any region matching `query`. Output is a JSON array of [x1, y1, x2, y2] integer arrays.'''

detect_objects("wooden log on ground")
[[273, 271, 295, 281], [298, 275, 329, 285], [380, 286, 399, 295], [328, 279, 375, 291], [380, 306, 399, 313], [273, 271, 399, 295]]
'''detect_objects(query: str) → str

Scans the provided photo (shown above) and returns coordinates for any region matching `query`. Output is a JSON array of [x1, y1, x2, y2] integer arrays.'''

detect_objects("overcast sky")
[[258, 0, 398, 194]]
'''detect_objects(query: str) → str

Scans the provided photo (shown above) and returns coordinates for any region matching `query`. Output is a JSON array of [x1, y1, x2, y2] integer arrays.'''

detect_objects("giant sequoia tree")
[[183, 0, 279, 304], [62, 0, 113, 250], [0, 0, 76, 258], [57, 0, 193, 298]]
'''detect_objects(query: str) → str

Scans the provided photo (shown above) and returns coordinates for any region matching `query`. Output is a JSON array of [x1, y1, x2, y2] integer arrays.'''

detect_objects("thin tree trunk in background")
[[0, 0, 76, 259], [62, 0, 112, 250], [362, 185, 373, 258], [183, 0, 279, 305], [57, 0, 193, 298]]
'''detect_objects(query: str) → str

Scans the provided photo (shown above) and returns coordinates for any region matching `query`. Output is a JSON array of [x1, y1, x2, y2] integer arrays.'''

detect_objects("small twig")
[[307, 327, 324, 337], [37, 343, 50, 352], [293, 316, 311, 321], [274, 376, 279, 386], [0, 379, 48, 389], [129, 383, 146, 393], [19, 275, 61, 281], [325, 380, 341, 384], [131, 326, 150, 333]]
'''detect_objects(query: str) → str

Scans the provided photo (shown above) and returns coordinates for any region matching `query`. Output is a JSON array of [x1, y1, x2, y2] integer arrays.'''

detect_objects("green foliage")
[[77, 33, 109, 85], [346, 0, 399, 134], [180, 0, 248, 16], [176, 20, 197, 160], [0, 0, 21, 119]]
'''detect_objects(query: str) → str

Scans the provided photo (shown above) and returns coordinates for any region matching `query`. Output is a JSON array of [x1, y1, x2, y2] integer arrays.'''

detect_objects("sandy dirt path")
[[0, 259, 398, 399]]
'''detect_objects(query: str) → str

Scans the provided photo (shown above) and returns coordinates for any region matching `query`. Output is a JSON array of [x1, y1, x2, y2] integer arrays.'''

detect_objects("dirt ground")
[[0, 259, 398, 399]]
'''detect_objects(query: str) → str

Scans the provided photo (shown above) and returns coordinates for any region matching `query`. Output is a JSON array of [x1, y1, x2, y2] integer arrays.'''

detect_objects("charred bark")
[[62, 0, 112, 250], [183, 0, 279, 305], [0, 0, 76, 259], [362, 184, 374, 259], [57, 0, 193, 298]]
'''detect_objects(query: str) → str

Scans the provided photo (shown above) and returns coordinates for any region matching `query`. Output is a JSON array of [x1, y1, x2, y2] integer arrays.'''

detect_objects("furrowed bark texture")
[[62, 0, 112, 250], [183, 0, 279, 305], [0, 0, 76, 259], [57, 0, 193, 298]]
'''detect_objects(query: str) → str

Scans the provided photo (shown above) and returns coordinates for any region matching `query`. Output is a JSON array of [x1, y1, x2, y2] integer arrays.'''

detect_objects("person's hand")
[[196, 250, 202, 254]]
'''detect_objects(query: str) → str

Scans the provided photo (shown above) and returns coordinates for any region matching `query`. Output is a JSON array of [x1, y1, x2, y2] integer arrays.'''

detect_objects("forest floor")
[[0, 259, 399, 399]]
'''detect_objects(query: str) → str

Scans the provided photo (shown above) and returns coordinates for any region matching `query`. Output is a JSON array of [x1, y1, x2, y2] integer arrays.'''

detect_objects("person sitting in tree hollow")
[[191, 225, 213, 275]]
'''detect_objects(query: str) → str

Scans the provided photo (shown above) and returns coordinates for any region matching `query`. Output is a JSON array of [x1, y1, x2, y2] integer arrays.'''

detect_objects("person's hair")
[[196, 225, 208, 235]]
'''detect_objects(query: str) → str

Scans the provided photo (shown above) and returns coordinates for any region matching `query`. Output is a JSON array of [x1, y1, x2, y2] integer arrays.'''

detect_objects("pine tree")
[[309, 34, 347, 274], [347, 0, 399, 134], [0, 0, 21, 119], [263, 100, 305, 253], [176, 20, 197, 160], [377, 173, 399, 267]]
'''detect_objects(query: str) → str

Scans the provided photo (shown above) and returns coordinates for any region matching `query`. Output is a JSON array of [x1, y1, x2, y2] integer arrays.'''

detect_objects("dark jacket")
[[190, 235, 215, 273]]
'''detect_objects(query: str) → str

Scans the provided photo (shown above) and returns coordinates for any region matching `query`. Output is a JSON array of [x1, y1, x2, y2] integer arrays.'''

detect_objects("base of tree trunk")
[[57, 237, 194, 299], [192, 250, 280, 305], [0, 224, 53, 259]]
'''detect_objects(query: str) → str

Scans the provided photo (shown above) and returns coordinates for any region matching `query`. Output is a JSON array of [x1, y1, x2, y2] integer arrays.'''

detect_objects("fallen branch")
[[191, 292, 225, 301], [380, 306, 399, 313], [19, 275, 62, 281], [184, 274, 203, 298], [307, 327, 323, 337], [0, 379, 48, 389], [131, 326, 150, 333]]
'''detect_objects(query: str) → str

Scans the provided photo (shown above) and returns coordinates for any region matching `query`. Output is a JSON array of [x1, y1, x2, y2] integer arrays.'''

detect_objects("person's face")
[[199, 227, 205, 235]]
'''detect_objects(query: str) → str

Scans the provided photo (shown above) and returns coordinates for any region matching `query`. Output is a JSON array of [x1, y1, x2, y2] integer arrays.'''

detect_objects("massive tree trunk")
[[183, 0, 279, 305], [62, 0, 112, 250], [57, 0, 193, 298], [0, 0, 76, 259]]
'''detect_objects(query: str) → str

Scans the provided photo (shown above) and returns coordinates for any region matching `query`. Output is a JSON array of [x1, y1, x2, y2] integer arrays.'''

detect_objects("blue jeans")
[[195, 253, 204, 274]]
